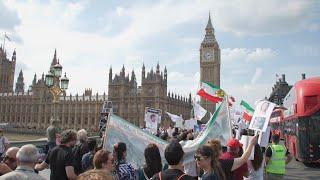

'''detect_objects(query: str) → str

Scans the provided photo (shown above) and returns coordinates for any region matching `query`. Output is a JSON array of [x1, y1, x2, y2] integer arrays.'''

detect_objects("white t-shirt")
[[0, 136, 9, 153], [243, 158, 265, 180]]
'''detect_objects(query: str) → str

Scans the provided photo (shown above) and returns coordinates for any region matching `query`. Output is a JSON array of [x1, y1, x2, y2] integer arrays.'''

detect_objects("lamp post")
[[45, 61, 69, 122]]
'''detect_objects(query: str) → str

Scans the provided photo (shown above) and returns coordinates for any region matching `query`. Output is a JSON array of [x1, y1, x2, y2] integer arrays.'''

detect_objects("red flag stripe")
[[243, 112, 252, 122], [197, 89, 223, 103]]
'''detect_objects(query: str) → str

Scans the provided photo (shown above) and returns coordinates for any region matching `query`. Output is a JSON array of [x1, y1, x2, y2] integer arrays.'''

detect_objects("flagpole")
[[3, 33, 6, 49], [225, 94, 233, 138]]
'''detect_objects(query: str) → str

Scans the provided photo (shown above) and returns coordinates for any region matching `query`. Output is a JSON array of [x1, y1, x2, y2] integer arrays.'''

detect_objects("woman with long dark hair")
[[137, 143, 163, 180], [113, 142, 136, 180], [195, 145, 226, 180], [244, 144, 264, 180]]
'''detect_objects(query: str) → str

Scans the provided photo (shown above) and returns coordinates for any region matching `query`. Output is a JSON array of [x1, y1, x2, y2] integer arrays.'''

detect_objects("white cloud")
[[247, 48, 276, 62], [167, 71, 199, 98], [292, 45, 320, 57], [251, 68, 263, 84], [214, 0, 318, 36], [0, 1, 21, 30], [116, 6, 125, 16], [222, 48, 249, 62], [1, 0, 319, 105], [308, 23, 320, 32], [222, 48, 276, 64], [227, 83, 271, 106]]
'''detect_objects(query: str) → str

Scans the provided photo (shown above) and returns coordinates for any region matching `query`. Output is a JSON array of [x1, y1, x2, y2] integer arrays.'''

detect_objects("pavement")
[[284, 160, 320, 180]]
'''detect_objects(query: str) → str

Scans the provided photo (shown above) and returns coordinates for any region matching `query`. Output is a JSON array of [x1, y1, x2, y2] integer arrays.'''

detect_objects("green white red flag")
[[240, 100, 254, 121], [197, 81, 224, 103]]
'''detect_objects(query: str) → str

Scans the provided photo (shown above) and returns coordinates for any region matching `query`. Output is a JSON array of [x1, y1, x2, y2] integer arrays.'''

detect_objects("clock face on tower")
[[203, 51, 214, 61]]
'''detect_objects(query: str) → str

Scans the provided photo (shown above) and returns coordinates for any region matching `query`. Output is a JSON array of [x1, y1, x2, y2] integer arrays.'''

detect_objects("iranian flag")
[[240, 100, 254, 121], [197, 82, 224, 103]]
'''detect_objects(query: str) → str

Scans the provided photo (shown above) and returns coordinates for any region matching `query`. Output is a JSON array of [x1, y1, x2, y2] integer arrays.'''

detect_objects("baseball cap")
[[227, 138, 243, 148]]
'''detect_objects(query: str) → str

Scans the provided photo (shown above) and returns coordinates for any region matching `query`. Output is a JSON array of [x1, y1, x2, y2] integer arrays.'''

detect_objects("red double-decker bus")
[[269, 108, 285, 139], [282, 77, 320, 165]]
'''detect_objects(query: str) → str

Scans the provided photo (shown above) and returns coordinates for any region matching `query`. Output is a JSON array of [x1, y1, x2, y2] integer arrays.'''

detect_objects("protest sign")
[[144, 107, 162, 133], [259, 126, 271, 147], [249, 101, 275, 132], [184, 119, 197, 130]]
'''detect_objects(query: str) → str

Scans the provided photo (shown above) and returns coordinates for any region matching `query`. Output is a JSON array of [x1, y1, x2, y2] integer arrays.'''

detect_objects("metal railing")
[[9, 136, 101, 154]]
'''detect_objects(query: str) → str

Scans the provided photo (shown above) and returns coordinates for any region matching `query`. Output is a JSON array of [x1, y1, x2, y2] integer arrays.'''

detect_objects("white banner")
[[193, 101, 207, 121], [184, 119, 197, 130], [104, 98, 232, 168], [166, 112, 183, 122]]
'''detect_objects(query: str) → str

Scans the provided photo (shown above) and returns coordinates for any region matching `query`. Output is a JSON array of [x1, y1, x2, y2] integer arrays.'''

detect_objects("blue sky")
[[1, 0, 319, 105]]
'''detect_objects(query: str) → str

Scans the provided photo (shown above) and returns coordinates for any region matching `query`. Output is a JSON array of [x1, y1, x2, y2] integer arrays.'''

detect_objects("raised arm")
[[232, 134, 258, 171]]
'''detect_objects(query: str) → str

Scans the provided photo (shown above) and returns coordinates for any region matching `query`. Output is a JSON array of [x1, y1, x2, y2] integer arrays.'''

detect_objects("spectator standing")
[[72, 129, 89, 175], [92, 149, 115, 178], [1, 144, 45, 180], [195, 145, 226, 180], [46, 118, 60, 151], [244, 144, 264, 180], [81, 138, 97, 171], [220, 138, 248, 180], [151, 141, 194, 180], [265, 134, 292, 179], [35, 129, 78, 180], [113, 142, 136, 180], [0, 147, 19, 176], [137, 144, 162, 180], [0, 129, 9, 159]]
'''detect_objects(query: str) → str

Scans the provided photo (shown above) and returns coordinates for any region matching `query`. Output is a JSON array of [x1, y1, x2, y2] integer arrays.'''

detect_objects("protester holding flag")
[[113, 142, 136, 180], [137, 144, 163, 180]]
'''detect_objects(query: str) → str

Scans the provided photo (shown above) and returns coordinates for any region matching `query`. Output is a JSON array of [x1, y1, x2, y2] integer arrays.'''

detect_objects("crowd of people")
[[0, 121, 292, 180]]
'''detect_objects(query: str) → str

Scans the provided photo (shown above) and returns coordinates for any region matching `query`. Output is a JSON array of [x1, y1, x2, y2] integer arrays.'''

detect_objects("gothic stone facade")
[[0, 48, 192, 133], [0, 46, 16, 94], [0, 49, 106, 133], [108, 64, 192, 127]]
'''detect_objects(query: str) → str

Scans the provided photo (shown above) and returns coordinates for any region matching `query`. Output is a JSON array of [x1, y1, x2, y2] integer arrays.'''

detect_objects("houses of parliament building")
[[0, 15, 220, 133]]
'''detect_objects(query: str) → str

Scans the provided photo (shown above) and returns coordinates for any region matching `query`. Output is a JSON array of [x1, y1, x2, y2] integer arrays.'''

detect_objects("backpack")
[[157, 172, 187, 180]]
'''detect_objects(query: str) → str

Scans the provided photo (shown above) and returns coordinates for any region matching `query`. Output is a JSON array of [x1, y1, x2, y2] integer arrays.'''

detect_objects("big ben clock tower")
[[200, 13, 220, 115]]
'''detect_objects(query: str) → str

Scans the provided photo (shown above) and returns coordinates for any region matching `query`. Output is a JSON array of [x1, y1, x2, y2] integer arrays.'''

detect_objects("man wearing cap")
[[220, 138, 248, 180]]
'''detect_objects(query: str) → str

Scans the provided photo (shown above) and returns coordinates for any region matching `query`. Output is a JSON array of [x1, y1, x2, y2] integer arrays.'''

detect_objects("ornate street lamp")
[[45, 62, 69, 103], [60, 73, 69, 90]]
